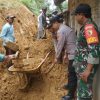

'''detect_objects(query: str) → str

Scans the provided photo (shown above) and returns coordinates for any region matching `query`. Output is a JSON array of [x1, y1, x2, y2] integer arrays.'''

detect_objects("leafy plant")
[[19, 0, 46, 15]]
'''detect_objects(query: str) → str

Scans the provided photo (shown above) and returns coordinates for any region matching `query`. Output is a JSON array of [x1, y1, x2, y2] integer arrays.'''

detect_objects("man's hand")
[[63, 54, 68, 64], [80, 69, 91, 83], [80, 63, 93, 83]]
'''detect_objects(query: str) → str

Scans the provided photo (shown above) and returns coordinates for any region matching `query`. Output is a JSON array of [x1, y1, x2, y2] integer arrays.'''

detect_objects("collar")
[[80, 18, 92, 30]]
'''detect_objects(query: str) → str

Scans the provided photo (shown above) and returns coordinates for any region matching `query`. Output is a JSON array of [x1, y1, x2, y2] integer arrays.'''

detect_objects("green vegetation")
[[56, 1, 68, 12], [19, 0, 45, 15], [19, 0, 68, 16]]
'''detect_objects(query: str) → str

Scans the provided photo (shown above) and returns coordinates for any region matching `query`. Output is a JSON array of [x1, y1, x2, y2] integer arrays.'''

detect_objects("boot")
[[62, 94, 74, 100], [62, 88, 76, 100]]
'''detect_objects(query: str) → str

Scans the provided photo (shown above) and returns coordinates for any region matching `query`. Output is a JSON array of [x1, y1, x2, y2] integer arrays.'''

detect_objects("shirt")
[[74, 18, 100, 65], [0, 53, 5, 62], [52, 32, 57, 53], [38, 13, 44, 31], [38, 12, 46, 31], [56, 24, 76, 60], [0, 23, 15, 46]]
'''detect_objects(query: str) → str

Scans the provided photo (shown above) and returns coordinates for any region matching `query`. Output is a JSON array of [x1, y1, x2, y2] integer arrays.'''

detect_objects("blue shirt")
[[0, 23, 15, 46], [0, 53, 5, 62]]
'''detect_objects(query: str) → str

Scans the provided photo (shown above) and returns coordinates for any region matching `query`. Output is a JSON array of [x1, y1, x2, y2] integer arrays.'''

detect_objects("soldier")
[[47, 16, 77, 100], [72, 3, 100, 100]]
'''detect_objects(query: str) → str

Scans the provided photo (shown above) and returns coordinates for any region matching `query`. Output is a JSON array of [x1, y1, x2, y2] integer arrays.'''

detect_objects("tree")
[[19, 0, 68, 16]]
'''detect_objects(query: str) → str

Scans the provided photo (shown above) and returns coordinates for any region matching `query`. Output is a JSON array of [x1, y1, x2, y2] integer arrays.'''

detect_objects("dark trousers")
[[4, 46, 16, 55], [67, 60, 77, 96], [4, 46, 16, 68]]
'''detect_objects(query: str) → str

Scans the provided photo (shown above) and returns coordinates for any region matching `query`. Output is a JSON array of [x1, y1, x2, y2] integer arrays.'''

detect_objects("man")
[[0, 15, 16, 55], [47, 16, 77, 100], [0, 50, 19, 69], [72, 4, 100, 100], [37, 7, 47, 39], [37, 10, 43, 39]]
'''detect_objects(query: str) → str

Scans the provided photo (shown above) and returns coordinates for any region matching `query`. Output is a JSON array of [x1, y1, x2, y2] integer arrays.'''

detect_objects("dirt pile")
[[0, 0, 68, 100]]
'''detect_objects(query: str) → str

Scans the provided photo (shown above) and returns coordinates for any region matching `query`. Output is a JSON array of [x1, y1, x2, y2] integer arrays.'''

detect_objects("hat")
[[6, 15, 16, 19], [71, 3, 91, 15], [50, 15, 63, 23], [46, 15, 63, 29]]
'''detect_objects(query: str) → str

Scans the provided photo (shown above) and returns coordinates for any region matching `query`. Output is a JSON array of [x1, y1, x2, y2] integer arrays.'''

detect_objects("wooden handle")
[[44, 63, 55, 74], [37, 51, 51, 69]]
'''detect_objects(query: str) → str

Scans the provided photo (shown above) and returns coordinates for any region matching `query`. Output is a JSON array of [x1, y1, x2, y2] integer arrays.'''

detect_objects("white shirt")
[[38, 13, 43, 31]]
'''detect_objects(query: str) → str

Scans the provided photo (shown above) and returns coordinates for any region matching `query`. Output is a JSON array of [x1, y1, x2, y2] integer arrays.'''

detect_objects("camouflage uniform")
[[73, 18, 100, 100]]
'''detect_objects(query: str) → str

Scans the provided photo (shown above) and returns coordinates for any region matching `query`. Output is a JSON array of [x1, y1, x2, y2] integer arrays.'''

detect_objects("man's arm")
[[0, 26, 10, 41], [80, 24, 100, 82], [55, 32, 65, 60], [85, 24, 99, 65]]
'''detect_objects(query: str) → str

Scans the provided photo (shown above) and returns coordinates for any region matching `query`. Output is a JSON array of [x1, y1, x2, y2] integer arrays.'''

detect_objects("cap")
[[46, 15, 64, 29], [71, 3, 91, 15], [49, 15, 63, 24], [6, 15, 16, 19]]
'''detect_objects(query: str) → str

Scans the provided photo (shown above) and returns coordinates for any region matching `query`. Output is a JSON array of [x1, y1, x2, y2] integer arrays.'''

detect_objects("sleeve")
[[84, 24, 100, 64], [39, 16, 42, 26], [0, 53, 5, 62], [38, 15, 42, 27], [0, 25, 10, 42], [56, 32, 65, 59]]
